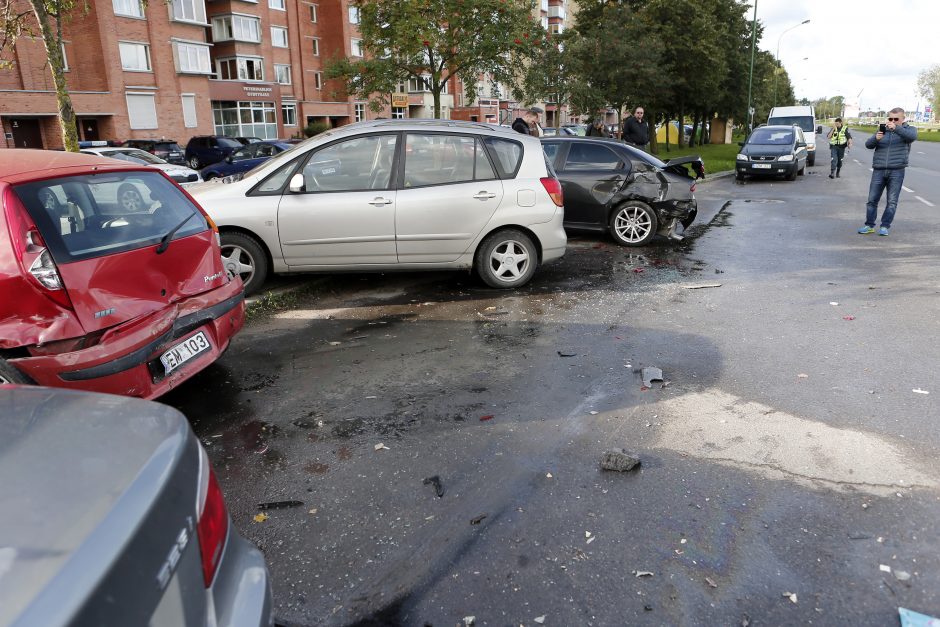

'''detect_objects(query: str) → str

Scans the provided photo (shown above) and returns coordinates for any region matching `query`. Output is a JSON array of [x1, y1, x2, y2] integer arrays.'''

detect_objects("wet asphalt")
[[164, 153, 940, 627]]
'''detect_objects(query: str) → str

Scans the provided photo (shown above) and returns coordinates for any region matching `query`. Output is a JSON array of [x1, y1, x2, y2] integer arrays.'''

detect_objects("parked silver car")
[[0, 386, 273, 626], [189, 120, 567, 294]]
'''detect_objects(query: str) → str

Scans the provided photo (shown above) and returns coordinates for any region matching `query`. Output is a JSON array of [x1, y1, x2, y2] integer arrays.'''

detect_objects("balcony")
[[548, 5, 566, 19]]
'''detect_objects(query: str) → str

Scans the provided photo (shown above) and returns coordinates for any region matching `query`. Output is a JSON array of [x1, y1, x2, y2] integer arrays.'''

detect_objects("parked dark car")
[[121, 139, 186, 165], [542, 137, 703, 246], [200, 140, 293, 181], [0, 386, 273, 626], [0, 150, 245, 398], [184, 136, 244, 170], [235, 136, 263, 145], [736, 125, 808, 181]]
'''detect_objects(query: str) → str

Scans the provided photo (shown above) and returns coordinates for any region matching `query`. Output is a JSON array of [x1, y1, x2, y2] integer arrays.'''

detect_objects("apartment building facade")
[[0, 0, 378, 150]]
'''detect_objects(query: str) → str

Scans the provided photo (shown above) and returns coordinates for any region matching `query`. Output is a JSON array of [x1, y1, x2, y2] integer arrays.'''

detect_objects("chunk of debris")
[[641, 367, 664, 387], [894, 570, 912, 582], [252, 513, 269, 523], [557, 351, 577, 357], [470, 514, 487, 525], [374, 443, 389, 451], [534, 616, 546, 624], [423, 475, 445, 498], [783, 592, 798, 604], [830, 302, 839, 306], [480, 414, 495, 421], [843, 315, 856, 321], [912, 389, 929, 395], [462, 617, 476, 627], [681, 283, 722, 290], [633, 570, 654, 578], [600, 449, 641, 472], [705, 576, 718, 588], [257, 500, 303, 511], [880, 564, 892, 573], [797, 373, 809, 379], [899, 608, 938, 627]]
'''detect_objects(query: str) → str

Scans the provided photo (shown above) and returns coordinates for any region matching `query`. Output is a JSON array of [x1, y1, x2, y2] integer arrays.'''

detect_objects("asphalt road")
[[165, 156, 940, 626]]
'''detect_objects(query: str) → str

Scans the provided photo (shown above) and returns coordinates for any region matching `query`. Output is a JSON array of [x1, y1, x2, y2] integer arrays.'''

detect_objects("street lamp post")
[[773, 19, 810, 106], [745, 0, 758, 135]]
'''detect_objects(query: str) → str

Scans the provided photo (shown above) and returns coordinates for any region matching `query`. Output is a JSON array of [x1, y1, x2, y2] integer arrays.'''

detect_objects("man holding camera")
[[858, 107, 917, 236]]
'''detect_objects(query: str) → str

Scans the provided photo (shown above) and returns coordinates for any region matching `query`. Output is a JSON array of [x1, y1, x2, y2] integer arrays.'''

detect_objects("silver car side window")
[[301, 135, 397, 193], [403, 134, 478, 188]]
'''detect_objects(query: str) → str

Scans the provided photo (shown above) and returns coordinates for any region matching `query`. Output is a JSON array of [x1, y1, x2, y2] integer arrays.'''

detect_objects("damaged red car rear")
[[0, 150, 244, 398]]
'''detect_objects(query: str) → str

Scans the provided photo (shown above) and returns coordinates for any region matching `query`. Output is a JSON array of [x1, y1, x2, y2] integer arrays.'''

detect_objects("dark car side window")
[[563, 144, 622, 171], [542, 142, 560, 164]]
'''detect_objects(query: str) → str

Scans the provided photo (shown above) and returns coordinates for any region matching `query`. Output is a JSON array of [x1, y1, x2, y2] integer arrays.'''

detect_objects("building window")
[[119, 42, 151, 71], [269, 0, 285, 9], [215, 57, 264, 81], [173, 41, 211, 74], [212, 100, 278, 139], [212, 15, 261, 43], [181, 94, 198, 128], [309, 4, 317, 21], [549, 23, 563, 35], [314, 71, 322, 89], [348, 6, 359, 23], [275, 63, 291, 85], [126, 93, 158, 129], [271, 26, 288, 48], [171, 0, 206, 23], [392, 107, 405, 119], [311, 38, 319, 56], [282, 103, 297, 126], [61, 43, 69, 71], [112, 0, 144, 18], [408, 76, 428, 92], [351, 38, 363, 57], [354, 103, 365, 122]]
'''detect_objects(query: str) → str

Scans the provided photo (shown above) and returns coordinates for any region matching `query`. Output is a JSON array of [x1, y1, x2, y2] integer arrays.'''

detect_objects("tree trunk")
[[690, 116, 700, 149], [432, 82, 442, 119], [32, 1, 78, 152], [664, 113, 671, 153], [647, 111, 657, 154]]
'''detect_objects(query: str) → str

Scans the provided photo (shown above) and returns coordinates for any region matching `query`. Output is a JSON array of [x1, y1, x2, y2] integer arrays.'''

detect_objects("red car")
[[0, 150, 245, 398]]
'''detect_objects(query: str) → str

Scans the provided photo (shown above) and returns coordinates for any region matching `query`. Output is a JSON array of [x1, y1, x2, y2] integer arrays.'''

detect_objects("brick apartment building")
[[0, 0, 411, 150]]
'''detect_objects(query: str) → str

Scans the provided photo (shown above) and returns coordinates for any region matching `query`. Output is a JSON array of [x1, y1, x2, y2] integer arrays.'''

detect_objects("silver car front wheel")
[[220, 232, 268, 296]]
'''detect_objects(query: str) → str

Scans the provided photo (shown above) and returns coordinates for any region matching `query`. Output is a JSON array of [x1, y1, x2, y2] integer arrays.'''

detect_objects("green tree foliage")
[[326, 0, 538, 119], [917, 64, 940, 118], [512, 29, 575, 129], [1, 0, 82, 151]]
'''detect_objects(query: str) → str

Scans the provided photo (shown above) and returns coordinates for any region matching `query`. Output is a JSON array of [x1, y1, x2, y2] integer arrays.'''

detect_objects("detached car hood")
[[663, 155, 706, 179]]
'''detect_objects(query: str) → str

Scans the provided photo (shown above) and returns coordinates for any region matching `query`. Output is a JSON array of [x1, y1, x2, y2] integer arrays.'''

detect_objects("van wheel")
[[735, 172, 745, 182], [117, 184, 145, 212], [203, 172, 216, 181], [807, 154, 815, 167], [0, 359, 31, 385], [610, 201, 658, 246], [786, 167, 798, 181], [188, 156, 201, 170], [475, 229, 538, 289], [798, 163, 805, 176], [220, 232, 268, 296]]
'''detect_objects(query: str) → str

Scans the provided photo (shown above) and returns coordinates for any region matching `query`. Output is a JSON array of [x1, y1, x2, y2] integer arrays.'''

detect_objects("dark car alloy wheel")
[[609, 201, 658, 246], [220, 232, 268, 296], [188, 156, 201, 170], [476, 229, 538, 288]]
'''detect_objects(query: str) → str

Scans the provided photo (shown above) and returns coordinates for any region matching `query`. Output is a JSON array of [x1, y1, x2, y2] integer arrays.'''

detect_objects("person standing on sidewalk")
[[858, 107, 917, 236], [512, 107, 543, 136], [623, 107, 649, 149], [586, 118, 610, 137], [827, 117, 852, 178]]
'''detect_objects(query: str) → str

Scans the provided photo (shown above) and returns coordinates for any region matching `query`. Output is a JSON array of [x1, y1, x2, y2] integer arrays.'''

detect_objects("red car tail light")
[[196, 447, 229, 587], [540, 177, 564, 207]]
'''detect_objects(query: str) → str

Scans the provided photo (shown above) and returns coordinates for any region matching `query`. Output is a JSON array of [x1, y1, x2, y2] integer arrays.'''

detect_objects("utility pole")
[[746, 0, 758, 136]]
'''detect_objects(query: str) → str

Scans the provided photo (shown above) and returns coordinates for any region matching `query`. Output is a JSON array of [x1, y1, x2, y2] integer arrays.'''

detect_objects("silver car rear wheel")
[[476, 229, 538, 289], [610, 201, 658, 246]]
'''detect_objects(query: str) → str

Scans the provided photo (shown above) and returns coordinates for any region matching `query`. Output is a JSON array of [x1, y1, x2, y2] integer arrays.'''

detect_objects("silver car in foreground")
[[0, 386, 272, 626], [189, 120, 567, 294]]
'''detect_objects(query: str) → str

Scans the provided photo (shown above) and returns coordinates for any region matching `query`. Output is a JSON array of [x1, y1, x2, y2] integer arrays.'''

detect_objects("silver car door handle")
[[368, 197, 393, 206], [473, 191, 497, 200]]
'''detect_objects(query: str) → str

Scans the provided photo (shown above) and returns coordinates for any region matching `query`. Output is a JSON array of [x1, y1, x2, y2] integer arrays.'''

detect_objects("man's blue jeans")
[[865, 168, 905, 228]]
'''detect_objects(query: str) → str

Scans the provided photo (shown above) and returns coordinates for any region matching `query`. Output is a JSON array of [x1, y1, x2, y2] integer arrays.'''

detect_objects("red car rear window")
[[14, 171, 207, 263]]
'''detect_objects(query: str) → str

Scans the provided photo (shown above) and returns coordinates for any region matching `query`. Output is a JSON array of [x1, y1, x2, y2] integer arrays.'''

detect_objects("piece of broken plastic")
[[642, 367, 664, 387], [899, 607, 940, 627]]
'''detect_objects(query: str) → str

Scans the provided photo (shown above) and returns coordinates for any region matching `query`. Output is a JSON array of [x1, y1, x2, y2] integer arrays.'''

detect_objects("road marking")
[[917, 151, 925, 154], [915, 196, 935, 207], [902, 186, 914, 193]]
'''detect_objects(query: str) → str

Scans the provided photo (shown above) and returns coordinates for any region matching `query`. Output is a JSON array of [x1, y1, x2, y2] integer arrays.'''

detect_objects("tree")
[[511, 29, 575, 129], [1, 0, 82, 151], [917, 64, 940, 119], [325, 0, 538, 119]]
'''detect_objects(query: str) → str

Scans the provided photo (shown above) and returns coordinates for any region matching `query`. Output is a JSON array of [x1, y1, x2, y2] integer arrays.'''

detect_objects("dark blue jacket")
[[865, 123, 917, 169]]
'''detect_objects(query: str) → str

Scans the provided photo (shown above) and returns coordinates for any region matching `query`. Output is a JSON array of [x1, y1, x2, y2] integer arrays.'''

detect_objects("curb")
[[697, 170, 736, 185]]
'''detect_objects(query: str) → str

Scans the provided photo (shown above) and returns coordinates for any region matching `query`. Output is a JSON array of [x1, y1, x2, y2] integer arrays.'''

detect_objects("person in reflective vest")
[[827, 117, 853, 179]]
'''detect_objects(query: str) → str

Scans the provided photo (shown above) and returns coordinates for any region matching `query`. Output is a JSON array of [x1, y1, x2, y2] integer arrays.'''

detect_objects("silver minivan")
[[189, 120, 567, 294]]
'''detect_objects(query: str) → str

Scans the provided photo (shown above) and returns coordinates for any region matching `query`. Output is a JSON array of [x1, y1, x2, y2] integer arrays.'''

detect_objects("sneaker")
[[878, 226, 889, 236], [858, 226, 876, 234]]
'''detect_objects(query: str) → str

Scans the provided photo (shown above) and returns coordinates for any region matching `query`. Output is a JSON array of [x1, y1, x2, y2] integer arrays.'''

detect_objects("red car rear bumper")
[[12, 280, 245, 399]]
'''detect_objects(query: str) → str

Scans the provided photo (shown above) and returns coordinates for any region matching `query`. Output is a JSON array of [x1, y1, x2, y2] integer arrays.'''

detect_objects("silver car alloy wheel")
[[613, 206, 652, 243], [119, 188, 144, 212], [488, 239, 531, 283], [221, 244, 255, 286]]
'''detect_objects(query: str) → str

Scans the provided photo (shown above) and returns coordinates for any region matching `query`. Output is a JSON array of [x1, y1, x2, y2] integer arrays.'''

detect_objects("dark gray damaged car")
[[0, 386, 272, 627]]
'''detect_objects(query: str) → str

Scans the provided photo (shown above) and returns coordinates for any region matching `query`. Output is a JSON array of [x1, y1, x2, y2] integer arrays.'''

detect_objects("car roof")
[[126, 139, 178, 143], [339, 118, 522, 136], [0, 149, 148, 184]]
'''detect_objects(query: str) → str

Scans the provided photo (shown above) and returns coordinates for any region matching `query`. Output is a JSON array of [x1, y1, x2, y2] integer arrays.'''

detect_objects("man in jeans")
[[858, 107, 917, 236]]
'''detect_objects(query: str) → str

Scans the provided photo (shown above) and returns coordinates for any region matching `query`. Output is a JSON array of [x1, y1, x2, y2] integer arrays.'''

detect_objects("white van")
[[768, 106, 822, 166]]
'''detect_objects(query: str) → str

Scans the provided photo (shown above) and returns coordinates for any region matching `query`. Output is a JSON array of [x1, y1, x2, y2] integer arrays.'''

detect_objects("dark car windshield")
[[217, 137, 243, 149], [14, 171, 207, 263], [154, 142, 182, 152], [768, 116, 813, 133], [748, 129, 794, 145]]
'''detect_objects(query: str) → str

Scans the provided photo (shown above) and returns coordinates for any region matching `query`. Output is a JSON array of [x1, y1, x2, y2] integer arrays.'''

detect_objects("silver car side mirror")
[[289, 173, 305, 193]]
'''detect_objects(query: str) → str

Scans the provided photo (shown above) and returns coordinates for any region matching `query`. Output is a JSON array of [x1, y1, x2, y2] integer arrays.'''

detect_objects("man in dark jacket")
[[858, 107, 917, 236], [623, 107, 649, 148], [586, 118, 609, 137], [512, 107, 543, 136]]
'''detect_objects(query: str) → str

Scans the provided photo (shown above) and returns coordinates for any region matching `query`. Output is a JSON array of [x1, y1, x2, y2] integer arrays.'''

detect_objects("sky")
[[753, 0, 939, 115]]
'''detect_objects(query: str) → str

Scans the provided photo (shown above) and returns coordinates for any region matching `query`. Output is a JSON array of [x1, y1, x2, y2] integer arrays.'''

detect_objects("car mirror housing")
[[288, 173, 305, 193]]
